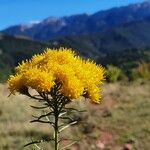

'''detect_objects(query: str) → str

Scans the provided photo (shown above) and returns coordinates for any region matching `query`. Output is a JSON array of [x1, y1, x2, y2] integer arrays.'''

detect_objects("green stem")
[[54, 115, 59, 150], [53, 92, 60, 150]]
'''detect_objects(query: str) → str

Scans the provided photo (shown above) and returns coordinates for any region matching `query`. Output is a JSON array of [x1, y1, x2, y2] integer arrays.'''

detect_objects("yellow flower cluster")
[[8, 47, 105, 103]]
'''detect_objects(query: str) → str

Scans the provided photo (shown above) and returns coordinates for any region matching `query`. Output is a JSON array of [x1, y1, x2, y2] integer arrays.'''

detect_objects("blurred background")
[[0, 0, 150, 149]]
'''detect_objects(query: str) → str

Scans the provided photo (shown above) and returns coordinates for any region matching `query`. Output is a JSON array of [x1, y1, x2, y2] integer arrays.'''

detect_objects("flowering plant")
[[8, 48, 104, 150]]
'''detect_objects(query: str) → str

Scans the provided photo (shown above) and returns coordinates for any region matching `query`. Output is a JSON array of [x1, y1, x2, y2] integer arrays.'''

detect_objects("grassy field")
[[0, 81, 150, 150]]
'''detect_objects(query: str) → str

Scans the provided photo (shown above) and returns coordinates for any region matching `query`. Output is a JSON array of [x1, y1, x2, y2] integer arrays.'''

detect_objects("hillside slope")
[[53, 17, 150, 68], [1, 16, 150, 80], [0, 33, 50, 80]]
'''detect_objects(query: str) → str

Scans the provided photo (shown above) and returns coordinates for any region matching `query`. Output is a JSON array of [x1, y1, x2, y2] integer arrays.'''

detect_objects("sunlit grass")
[[0, 81, 150, 150]]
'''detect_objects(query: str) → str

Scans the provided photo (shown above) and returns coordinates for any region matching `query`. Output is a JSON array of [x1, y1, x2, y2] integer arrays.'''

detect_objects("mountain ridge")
[[2, 1, 150, 40]]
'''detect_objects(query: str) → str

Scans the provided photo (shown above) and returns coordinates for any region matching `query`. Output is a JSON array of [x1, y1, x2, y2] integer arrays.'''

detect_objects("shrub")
[[137, 62, 150, 80], [129, 62, 150, 81], [129, 69, 140, 81], [106, 65, 122, 82]]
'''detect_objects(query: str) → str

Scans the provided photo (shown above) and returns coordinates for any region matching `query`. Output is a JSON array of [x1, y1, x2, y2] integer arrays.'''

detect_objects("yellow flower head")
[[8, 74, 24, 94], [7, 47, 105, 103]]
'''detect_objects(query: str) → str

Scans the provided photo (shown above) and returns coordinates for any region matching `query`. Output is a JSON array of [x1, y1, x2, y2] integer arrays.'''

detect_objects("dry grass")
[[0, 81, 150, 150]]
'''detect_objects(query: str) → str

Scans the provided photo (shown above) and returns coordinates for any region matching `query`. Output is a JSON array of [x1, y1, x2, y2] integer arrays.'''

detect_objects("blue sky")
[[0, 0, 146, 30]]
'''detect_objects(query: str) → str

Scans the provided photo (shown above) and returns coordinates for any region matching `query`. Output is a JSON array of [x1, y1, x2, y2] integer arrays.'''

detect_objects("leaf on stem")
[[24, 138, 54, 147], [59, 121, 77, 133], [60, 141, 78, 150], [30, 119, 54, 126], [30, 105, 49, 109], [65, 107, 86, 113]]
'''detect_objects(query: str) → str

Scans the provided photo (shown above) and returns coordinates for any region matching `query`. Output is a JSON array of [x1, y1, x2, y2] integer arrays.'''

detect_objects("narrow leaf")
[[24, 139, 54, 147], [59, 111, 67, 117], [60, 141, 77, 150], [24, 140, 43, 147], [30, 119, 54, 125], [30, 105, 49, 109], [59, 121, 77, 133]]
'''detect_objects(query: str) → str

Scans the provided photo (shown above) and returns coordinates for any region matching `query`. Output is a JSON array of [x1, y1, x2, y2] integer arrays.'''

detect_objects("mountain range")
[[2, 1, 150, 40], [54, 17, 150, 57]]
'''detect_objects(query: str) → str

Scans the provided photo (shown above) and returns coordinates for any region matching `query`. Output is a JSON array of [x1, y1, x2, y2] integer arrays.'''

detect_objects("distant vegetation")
[[129, 62, 150, 81], [0, 33, 150, 82], [105, 65, 122, 82], [0, 33, 52, 81], [105, 62, 150, 82]]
